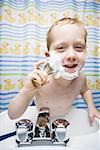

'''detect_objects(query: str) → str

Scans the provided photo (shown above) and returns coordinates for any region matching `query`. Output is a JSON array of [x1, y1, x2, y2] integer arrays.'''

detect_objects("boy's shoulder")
[[76, 72, 86, 80], [75, 72, 86, 83], [79, 72, 86, 79]]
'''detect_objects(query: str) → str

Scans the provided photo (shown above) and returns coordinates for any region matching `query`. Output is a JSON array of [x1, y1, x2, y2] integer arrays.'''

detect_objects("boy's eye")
[[75, 45, 84, 51], [58, 46, 63, 49], [55, 46, 65, 52], [76, 46, 82, 49]]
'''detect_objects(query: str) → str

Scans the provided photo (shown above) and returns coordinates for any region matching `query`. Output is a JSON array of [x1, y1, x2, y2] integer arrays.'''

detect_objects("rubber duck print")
[[37, 13, 46, 25], [23, 42, 30, 54], [18, 79, 24, 89], [28, 7, 36, 22], [87, 79, 94, 90], [85, 15, 94, 26], [96, 79, 100, 90], [92, 45, 100, 57], [18, 12, 26, 24], [4, 79, 16, 91], [11, 43, 21, 55], [0, 42, 9, 54], [33, 43, 41, 55], [5, 8, 15, 23], [50, 13, 57, 24]]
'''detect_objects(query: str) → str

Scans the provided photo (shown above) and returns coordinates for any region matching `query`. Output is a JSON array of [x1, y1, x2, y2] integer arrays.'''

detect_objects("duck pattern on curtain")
[[0, 0, 100, 111]]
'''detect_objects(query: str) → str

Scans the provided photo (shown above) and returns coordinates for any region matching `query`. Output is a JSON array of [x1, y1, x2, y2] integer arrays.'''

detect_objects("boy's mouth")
[[63, 64, 78, 73]]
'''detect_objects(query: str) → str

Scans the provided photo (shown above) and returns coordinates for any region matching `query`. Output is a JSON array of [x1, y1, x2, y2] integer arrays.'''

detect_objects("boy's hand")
[[24, 61, 48, 91], [88, 107, 100, 126]]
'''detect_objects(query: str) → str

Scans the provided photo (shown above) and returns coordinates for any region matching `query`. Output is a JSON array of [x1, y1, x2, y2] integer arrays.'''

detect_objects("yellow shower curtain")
[[0, 0, 100, 111]]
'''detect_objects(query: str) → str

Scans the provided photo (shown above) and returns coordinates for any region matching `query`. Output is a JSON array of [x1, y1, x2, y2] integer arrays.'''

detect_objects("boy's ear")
[[45, 51, 50, 57]]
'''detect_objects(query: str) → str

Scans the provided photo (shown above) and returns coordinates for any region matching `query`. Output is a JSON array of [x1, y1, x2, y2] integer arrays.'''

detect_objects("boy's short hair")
[[46, 17, 87, 51]]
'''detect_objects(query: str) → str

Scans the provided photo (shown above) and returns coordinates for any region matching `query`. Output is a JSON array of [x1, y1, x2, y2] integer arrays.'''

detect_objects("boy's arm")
[[8, 87, 35, 120], [8, 61, 48, 120], [80, 78, 95, 108], [81, 78, 100, 125]]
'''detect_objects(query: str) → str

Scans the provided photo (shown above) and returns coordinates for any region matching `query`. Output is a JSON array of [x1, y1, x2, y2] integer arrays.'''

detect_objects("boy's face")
[[48, 24, 86, 73]]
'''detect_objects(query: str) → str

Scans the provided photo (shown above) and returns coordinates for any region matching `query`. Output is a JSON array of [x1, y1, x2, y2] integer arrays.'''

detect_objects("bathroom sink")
[[0, 106, 100, 150]]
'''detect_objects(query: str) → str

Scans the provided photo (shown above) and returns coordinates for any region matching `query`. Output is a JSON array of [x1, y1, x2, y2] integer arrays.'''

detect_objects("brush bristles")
[[32, 63, 53, 87]]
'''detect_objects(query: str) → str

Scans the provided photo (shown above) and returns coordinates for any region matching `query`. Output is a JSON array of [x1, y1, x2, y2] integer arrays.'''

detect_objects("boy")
[[8, 17, 100, 126]]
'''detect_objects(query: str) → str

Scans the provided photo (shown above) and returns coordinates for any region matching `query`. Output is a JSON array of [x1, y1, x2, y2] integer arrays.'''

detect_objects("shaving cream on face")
[[46, 51, 85, 80]]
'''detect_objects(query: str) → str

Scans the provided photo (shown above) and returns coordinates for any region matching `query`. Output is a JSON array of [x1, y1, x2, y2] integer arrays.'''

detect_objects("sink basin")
[[0, 106, 100, 150]]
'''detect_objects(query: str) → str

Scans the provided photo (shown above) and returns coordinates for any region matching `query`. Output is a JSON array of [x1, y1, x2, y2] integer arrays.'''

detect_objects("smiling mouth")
[[63, 64, 78, 73], [63, 64, 78, 68]]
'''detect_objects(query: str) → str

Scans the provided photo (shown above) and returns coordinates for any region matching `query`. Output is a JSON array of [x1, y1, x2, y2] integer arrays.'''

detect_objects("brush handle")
[[32, 78, 39, 87]]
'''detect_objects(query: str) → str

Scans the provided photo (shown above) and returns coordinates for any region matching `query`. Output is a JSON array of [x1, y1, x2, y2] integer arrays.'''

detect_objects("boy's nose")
[[67, 55, 76, 62], [65, 50, 76, 62]]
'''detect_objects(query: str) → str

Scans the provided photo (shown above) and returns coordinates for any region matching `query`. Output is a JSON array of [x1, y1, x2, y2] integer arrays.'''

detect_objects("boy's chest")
[[36, 79, 83, 107]]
